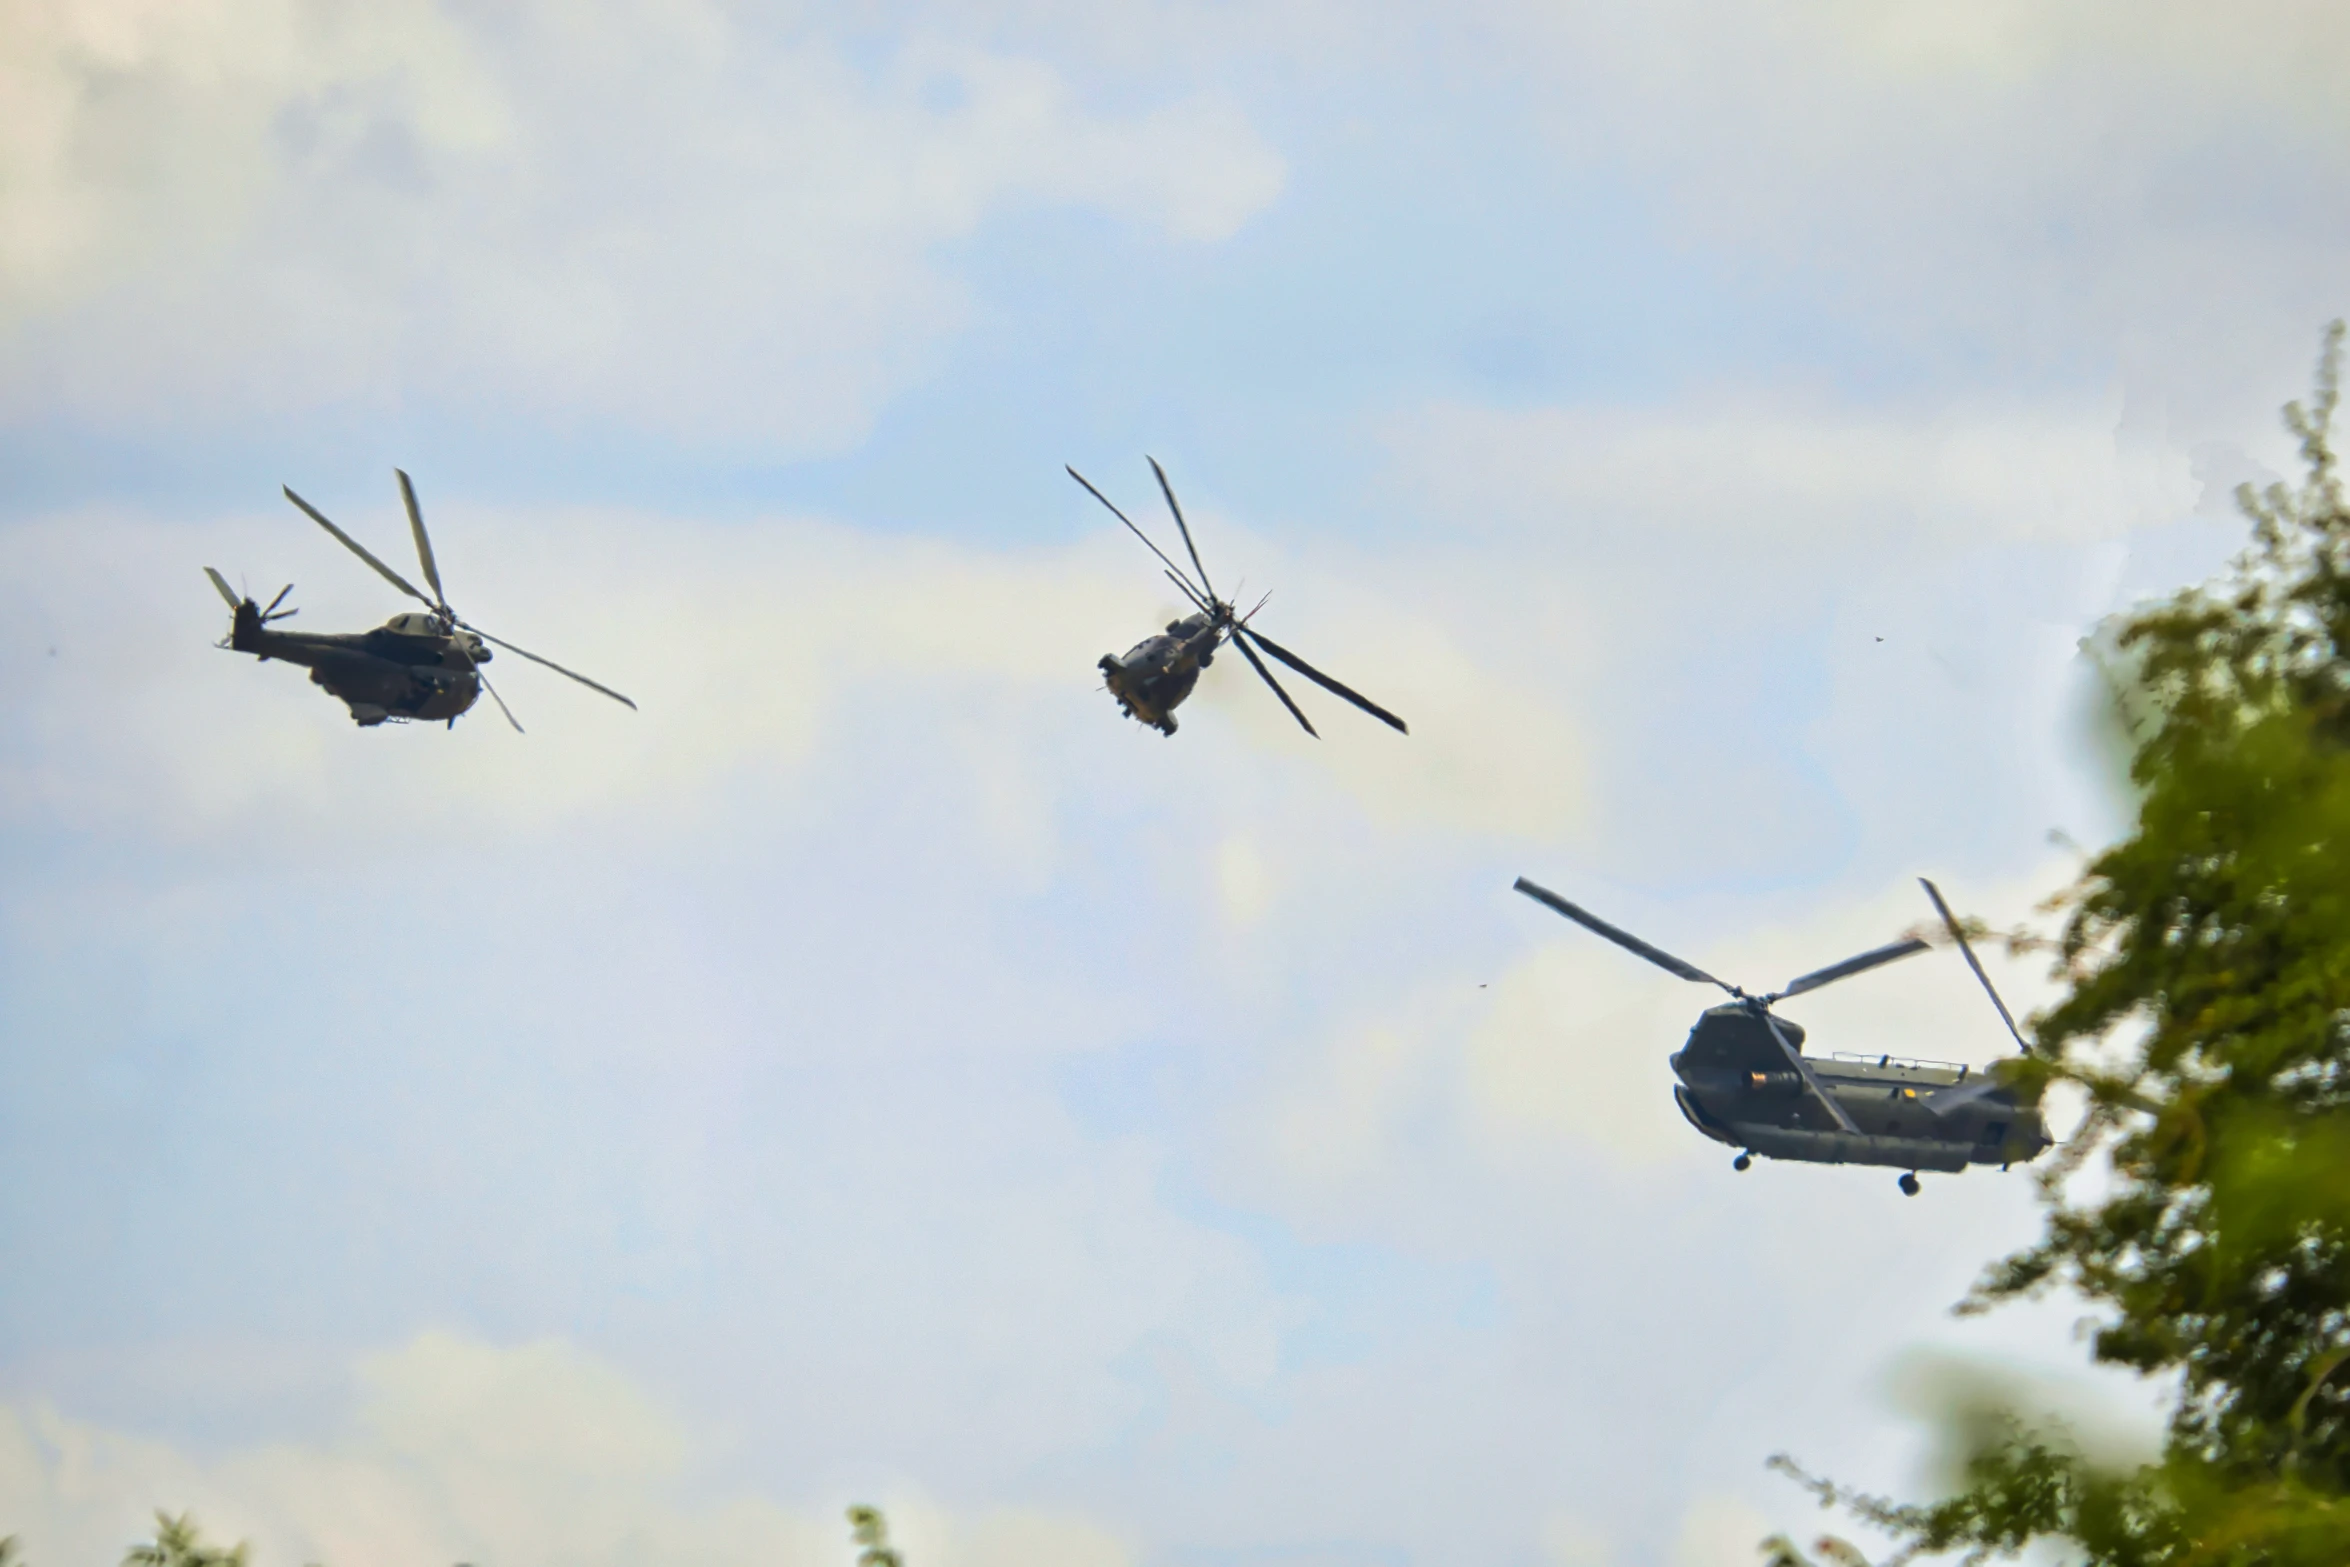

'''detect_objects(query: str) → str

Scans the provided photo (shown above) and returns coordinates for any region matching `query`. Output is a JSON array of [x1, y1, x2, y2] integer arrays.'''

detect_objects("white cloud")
[[0, 1, 1284, 446], [1464, 928, 1707, 1167], [1203, 585, 1593, 846], [1266, 1011, 1443, 1190], [1540, 1512, 1615, 1567], [1214, 833, 1275, 927], [1476, 0, 2350, 418], [1388, 399, 2198, 551], [1668, 1493, 1774, 1567], [0, 1334, 1133, 1567], [1365, 386, 2223, 888], [7, 0, 2343, 456]]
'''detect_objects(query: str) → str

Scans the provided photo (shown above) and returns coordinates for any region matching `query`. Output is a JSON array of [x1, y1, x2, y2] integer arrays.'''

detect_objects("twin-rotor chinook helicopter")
[[206, 471, 635, 730], [1512, 875, 2051, 1194]]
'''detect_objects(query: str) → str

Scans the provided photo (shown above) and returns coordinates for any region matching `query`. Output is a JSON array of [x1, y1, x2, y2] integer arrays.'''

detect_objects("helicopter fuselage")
[[1669, 1002, 2051, 1173], [227, 601, 486, 726], [1098, 611, 1224, 735]]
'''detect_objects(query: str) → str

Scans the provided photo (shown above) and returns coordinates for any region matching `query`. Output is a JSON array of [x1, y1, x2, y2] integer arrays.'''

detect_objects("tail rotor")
[[204, 568, 298, 652], [204, 568, 297, 622]]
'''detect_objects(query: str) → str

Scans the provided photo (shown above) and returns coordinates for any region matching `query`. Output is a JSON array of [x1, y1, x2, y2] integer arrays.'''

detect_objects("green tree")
[[1767, 325, 2350, 1564], [123, 1511, 249, 1567], [847, 1505, 904, 1567]]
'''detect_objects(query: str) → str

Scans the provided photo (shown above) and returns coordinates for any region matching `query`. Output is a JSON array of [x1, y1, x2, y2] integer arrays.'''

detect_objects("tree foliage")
[[1770, 324, 2350, 1565], [121, 1512, 249, 1567], [847, 1505, 904, 1567]]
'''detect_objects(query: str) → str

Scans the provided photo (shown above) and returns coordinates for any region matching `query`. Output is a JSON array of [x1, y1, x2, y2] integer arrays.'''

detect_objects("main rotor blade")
[[1162, 568, 1212, 615], [1240, 628, 1408, 734], [1066, 466, 1209, 604], [1232, 628, 1318, 737], [1778, 935, 1931, 999], [395, 468, 445, 608], [1920, 878, 2033, 1055], [446, 637, 522, 732], [1757, 1006, 1862, 1134], [474, 666, 524, 733], [283, 486, 435, 607], [1511, 878, 1730, 991], [1923, 1068, 2016, 1120], [463, 625, 637, 710], [1147, 456, 1216, 604], [204, 567, 241, 609]]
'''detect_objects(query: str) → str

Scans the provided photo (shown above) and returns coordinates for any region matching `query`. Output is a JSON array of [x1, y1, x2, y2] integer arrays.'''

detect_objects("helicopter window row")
[[1827, 1051, 1967, 1074]]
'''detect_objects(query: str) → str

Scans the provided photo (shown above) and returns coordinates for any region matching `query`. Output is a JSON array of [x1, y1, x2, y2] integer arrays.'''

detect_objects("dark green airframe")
[[1064, 457, 1408, 740], [1511, 877, 2052, 1194], [206, 471, 635, 731]]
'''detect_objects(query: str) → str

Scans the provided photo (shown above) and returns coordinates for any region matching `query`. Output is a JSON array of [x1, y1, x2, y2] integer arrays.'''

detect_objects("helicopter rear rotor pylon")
[[1915, 877, 2040, 1119]]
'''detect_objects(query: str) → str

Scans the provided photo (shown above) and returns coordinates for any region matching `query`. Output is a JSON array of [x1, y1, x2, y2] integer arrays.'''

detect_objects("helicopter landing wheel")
[[1733, 1153, 1752, 1172], [1899, 1172, 1921, 1196]]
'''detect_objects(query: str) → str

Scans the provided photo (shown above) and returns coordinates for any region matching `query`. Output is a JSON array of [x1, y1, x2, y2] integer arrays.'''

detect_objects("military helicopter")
[[1510, 875, 2052, 1193], [1065, 458, 1407, 739], [203, 470, 635, 730]]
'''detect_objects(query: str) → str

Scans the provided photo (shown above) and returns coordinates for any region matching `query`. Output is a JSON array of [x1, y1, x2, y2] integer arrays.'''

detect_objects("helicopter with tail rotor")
[[1065, 458, 1408, 740], [1510, 875, 2052, 1193], [204, 470, 636, 730]]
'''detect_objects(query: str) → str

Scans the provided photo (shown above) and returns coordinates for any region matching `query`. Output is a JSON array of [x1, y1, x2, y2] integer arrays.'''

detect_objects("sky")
[[2, 1, 2347, 1563]]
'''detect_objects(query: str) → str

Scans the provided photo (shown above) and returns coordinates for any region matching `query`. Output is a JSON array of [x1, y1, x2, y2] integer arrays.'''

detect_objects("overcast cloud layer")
[[3, 2, 2340, 1563]]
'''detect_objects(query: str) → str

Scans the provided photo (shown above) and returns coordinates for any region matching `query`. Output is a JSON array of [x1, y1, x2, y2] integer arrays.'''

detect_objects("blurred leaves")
[[122, 1512, 248, 1567], [847, 1505, 903, 1567], [1766, 327, 2350, 1562]]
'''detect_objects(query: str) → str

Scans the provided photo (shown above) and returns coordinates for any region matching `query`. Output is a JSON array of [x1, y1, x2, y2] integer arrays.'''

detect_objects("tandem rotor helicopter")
[[1066, 458, 1408, 739], [204, 471, 636, 730], [1511, 876, 2052, 1193]]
